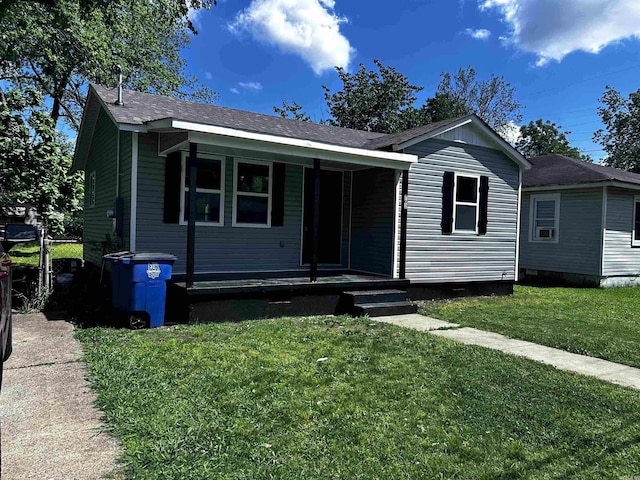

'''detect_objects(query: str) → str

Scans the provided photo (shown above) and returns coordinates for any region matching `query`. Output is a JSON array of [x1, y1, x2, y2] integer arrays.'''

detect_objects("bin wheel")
[[129, 313, 148, 330]]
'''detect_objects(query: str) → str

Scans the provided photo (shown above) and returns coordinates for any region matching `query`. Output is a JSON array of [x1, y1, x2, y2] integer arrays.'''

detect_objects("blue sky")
[[182, 0, 640, 161]]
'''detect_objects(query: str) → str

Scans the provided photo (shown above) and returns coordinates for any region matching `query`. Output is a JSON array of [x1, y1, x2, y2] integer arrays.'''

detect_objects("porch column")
[[399, 169, 409, 279], [310, 158, 321, 282], [186, 142, 198, 288]]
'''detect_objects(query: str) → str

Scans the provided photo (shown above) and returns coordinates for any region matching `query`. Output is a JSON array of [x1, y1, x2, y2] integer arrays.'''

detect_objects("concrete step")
[[353, 301, 418, 317], [343, 289, 408, 305]]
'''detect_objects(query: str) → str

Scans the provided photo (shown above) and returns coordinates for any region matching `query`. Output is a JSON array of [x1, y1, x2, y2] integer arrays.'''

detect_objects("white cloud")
[[497, 121, 521, 146], [481, 0, 640, 66], [238, 81, 263, 91], [204, 72, 213, 80], [230, 87, 240, 94], [229, 0, 354, 74], [187, 6, 203, 31], [465, 28, 491, 40]]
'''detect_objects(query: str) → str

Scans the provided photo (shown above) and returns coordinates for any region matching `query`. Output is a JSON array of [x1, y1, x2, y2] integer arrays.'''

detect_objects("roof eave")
[[523, 180, 640, 192], [147, 119, 418, 170]]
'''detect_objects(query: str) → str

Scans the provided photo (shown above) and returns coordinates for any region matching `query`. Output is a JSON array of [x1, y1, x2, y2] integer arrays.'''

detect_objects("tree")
[[322, 60, 428, 133], [0, 87, 83, 235], [434, 66, 522, 132], [594, 85, 640, 173], [273, 101, 311, 122], [423, 92, 468, 123], [0, 0, 215, 35], [279, 63, 521, 139], [517, 119, 592, 161], [1, 0, 216, 130]]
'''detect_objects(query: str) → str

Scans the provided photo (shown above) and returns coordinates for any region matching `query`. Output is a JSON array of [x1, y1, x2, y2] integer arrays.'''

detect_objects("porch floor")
[[172, 273, 409, 297]]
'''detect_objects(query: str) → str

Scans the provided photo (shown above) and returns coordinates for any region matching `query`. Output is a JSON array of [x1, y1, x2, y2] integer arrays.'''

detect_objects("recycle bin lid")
[[104, 251, 177, 262]]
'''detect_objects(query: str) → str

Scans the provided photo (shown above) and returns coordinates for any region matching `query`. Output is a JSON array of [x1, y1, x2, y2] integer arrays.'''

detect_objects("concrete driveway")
[[1, 312, 121, 479]]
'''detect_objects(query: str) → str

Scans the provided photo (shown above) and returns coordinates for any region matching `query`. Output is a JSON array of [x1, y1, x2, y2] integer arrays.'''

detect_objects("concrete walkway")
[[375, 314, 640, 390], [1, 313, 122, 480]]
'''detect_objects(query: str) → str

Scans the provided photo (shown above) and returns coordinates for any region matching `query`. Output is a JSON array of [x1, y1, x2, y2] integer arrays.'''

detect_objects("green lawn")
[[9, 242, 83, 266], [420, 285, 640, 368], [78, 316, 640, 479]]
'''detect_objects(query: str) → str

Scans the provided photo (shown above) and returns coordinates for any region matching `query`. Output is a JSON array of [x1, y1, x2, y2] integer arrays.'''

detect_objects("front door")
[[302, 168, 343, 265]]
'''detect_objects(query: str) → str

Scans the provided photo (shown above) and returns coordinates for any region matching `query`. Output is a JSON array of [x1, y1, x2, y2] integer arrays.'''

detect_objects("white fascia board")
[[119, 124, 148, 133], [394, 116, 531, 171], [166, 120, 417, 170], [524, 181, 640, 193]]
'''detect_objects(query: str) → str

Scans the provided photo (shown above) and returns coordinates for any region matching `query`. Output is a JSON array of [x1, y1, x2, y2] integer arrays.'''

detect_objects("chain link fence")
[[9, 229, 84, 311]]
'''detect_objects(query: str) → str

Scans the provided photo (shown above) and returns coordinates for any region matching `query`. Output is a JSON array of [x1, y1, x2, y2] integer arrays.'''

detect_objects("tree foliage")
[[322, 60, 428, 133], [594, 86, 640, 173], [517, 119, 591, 161], [286, 62, 522, 137], [0, 87, 83, 235], [1, 0, 216, 130], [274, 101, 311, 122], [434, 66, 522, 132]]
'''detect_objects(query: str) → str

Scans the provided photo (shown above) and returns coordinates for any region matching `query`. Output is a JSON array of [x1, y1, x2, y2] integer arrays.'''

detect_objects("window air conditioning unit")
[[537, 227, 554, 239]]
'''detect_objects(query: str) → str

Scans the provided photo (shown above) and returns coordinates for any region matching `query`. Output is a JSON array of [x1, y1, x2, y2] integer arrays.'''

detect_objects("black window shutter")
[[478, 175, 489, 235], [163, 152, 182, 224], [271, 162, 286, 226], [441, 171, 455, 234]]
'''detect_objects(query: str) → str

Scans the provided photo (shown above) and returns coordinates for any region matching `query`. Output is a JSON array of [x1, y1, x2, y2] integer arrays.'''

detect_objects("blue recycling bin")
[[104, 252, 177, 328]]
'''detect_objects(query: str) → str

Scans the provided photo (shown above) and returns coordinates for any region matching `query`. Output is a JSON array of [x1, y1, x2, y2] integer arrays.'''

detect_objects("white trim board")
[[143, 119, 417, 170]]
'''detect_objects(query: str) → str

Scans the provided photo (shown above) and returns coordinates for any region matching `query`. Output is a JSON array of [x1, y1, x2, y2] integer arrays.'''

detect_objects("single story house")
[[520, 154, 640, 287], [72, 84, 530, 322]]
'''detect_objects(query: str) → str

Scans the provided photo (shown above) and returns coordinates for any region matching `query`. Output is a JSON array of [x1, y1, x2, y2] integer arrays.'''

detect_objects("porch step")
[[343, 289, 408, 304], [353, 301, 418, 317], [340, 289, 417, 317]]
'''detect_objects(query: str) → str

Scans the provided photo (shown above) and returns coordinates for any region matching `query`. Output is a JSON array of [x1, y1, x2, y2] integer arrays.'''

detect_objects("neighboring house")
[[72, 84, 529, 322], [520, 154, 640, 287]]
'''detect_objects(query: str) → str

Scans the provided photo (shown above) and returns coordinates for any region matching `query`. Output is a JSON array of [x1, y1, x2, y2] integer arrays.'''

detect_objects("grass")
[[78, 316, 640, 479], [9, 242, 83, 266], [420, 285, 640, 368]]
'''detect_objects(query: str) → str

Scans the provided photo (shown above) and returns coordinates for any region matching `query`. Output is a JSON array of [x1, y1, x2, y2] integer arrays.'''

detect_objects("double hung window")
[[180, 154, 224, 225], [233, 160, 272, 227], [454, 174, 480, 232], [530, 194, 559, 242]]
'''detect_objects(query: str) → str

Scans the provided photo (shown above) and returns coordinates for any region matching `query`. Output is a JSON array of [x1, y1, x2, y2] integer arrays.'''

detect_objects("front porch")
[[166, 271, 416, 322]]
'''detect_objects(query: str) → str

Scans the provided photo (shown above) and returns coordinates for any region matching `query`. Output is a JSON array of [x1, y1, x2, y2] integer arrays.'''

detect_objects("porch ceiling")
[[149, 119, 417, 171]]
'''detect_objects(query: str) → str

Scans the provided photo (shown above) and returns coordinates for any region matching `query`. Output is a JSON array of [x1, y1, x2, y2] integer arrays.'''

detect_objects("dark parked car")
[[0, 242, 12, 387]]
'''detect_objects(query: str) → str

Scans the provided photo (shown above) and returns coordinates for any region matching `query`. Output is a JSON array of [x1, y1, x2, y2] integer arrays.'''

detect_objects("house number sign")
[[147, 263, 161, 279]]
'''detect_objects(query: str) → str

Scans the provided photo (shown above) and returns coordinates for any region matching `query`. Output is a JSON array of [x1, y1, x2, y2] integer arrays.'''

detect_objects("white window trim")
[[452, 173, 480, 234], [179, 152, 225, 227], [632, 195, 640, 247], [232, 158, 272, 228], [88, 170, 96, 207], [529, 193, 560, 243]]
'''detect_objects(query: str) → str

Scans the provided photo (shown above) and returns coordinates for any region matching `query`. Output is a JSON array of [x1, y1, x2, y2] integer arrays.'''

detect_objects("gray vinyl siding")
[[403, 140, 520, 283], [83, 109, 118, 266], [350, 168, 396, 276], [519, 189, 602, 276], [603, 187, 640, 277], [135, 134, 355, 275]]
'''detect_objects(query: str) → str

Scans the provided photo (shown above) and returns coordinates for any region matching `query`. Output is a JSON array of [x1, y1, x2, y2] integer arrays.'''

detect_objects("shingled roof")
[[524, 154, 640, 188], [92, 84, 386, 149], [364, 115, 475, 150]]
